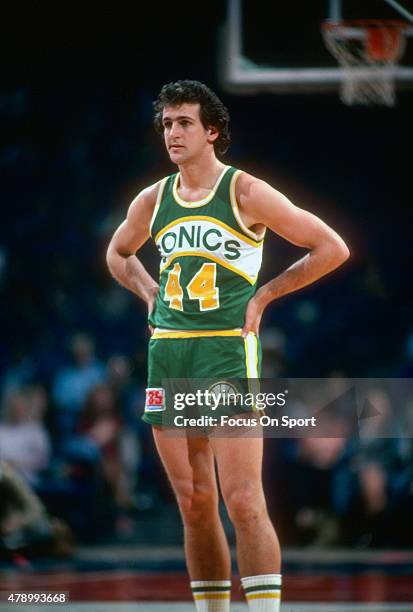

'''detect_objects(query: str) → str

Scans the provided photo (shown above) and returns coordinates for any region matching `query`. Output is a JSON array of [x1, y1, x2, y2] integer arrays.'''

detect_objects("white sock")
[[241, 574, 282, 611], [190, 580, 231, 612]]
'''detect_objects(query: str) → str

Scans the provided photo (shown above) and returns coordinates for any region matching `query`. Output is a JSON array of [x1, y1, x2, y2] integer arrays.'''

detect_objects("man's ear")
[[206, 126, 219, 143]]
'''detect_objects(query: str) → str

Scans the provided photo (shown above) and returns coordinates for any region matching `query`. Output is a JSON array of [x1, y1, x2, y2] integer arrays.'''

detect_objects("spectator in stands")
[[0, 460, 74, 559], [77, 384, 135, 509], [260, 327, 287, 377], [106, 355, 141, 501], [0, 387, 51, 487], [288, 436, 351, 546], [52, 332, 106, 439], [351, 387, 404, 546], [274, 385, 355, 546], [58, 382, 137, 539], [0, 349, 36, 406]]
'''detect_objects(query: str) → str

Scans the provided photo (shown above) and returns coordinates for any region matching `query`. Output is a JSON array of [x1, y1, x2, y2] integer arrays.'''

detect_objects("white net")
[[322, 21, 408, 106]]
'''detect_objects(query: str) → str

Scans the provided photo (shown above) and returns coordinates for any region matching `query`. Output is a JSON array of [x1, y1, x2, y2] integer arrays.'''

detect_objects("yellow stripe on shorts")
[[151, 328, 243, 340], [244, 331, 258, 378]]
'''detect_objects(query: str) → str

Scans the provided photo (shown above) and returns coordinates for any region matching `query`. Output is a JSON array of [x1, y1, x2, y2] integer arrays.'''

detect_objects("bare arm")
[[106, 183, 160, 316], [237, 174, 350, 335]]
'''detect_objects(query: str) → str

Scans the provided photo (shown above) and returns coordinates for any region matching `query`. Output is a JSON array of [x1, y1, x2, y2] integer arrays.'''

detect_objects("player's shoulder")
[[132, 179, 163, 207], [127, 177, 168, 218], [235, 169, 268, 201]]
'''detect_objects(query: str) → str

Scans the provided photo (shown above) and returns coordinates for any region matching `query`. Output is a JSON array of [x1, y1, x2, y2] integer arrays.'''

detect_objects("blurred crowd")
[[1, 328, 413, 561], [0, 332, 164, 559], [265, 410, 413, 549], [261, 334, 413, 549]]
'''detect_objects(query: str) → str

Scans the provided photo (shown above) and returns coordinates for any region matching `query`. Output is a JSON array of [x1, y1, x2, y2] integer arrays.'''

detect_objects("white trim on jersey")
[[172, 165, 230, 208], [149, 176, 168, 237]]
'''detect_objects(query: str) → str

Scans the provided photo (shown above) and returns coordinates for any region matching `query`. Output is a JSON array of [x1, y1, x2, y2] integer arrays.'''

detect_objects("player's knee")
[[226, 486, 265, 525], [176, 482, 217, 526]]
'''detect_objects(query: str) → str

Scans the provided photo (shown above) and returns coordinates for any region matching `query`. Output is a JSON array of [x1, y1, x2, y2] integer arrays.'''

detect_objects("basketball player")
[[106, 81, 349, 612]]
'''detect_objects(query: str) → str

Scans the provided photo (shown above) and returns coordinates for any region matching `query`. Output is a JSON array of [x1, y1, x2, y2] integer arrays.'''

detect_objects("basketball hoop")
[[321, 19, 410, 106]]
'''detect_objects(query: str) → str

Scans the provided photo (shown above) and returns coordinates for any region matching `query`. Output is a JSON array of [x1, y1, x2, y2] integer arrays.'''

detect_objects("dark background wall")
[[1, 1, 412, 379]]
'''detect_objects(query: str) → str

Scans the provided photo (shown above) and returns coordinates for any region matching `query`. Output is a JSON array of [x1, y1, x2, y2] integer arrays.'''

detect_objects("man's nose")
[[170, 122, 181, 138]]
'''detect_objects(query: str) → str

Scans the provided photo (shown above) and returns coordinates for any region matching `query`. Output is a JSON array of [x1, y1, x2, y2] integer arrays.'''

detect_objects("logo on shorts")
[[145, 387, 166, 412], [208, 381, 239, 407]]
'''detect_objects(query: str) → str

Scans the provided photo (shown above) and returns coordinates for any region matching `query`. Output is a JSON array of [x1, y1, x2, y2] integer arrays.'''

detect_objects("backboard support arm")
[[220, 0, 413, 95]]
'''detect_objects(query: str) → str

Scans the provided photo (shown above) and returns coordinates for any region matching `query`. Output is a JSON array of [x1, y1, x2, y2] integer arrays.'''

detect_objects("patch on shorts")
[[145, 387, 166, 412]]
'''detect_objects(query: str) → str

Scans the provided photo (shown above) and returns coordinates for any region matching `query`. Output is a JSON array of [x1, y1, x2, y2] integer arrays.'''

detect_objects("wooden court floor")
[[0, 547, 411, 611], [0, 604, 412, 612]]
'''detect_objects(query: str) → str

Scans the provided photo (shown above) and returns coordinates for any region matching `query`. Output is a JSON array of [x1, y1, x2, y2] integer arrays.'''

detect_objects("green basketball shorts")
[[143, 328, 262, 426]]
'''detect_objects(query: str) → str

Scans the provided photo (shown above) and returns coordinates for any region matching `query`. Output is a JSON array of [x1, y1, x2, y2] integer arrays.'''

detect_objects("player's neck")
[[178, 152, 226, 190]]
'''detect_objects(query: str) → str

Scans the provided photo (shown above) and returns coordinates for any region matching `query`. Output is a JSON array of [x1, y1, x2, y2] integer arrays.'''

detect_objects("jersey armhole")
[[149, 177, 168, 237], [230, 170, 266, 242]]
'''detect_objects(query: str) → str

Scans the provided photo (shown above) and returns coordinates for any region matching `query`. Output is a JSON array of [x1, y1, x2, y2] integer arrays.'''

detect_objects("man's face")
[[162, 103, 217, 164]]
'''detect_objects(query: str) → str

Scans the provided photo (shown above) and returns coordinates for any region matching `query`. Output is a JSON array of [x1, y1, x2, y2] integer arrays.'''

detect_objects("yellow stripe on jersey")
[[154, 215, 263, 248], [160, 251, 258, 285]]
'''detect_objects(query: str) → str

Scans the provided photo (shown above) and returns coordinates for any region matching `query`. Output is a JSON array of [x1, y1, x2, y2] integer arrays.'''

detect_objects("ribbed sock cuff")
[[241, 574, 282, 602], [241, 574, 282, 588], [191, 580, 231, 609]]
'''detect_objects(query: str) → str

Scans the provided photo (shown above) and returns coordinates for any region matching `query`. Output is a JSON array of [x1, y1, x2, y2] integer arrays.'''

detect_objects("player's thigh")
[[153, 427, 218, 503]]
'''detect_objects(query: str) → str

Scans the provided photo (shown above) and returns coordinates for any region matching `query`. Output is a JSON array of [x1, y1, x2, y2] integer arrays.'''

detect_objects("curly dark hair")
[[153, 80, 230, 155]]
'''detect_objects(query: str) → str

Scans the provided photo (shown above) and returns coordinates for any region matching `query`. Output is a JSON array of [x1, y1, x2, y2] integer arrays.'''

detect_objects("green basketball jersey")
[[148, 165, 265, 330]]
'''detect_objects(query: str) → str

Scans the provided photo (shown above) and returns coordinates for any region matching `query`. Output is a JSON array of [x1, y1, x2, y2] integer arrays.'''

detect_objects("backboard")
[[220, 0, 413, 101]]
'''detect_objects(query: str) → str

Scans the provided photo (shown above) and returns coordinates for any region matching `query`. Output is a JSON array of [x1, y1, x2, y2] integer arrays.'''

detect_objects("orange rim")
[[322, 19, 409, 62]]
